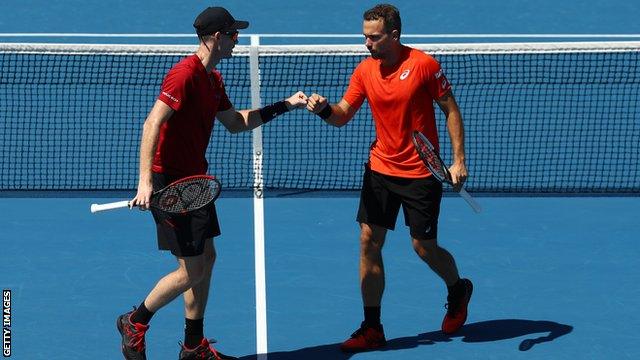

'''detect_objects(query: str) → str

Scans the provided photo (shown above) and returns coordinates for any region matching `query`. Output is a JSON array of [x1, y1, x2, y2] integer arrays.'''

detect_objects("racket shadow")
[[237, 319, 573, 359], [402, 319, 574, 351]]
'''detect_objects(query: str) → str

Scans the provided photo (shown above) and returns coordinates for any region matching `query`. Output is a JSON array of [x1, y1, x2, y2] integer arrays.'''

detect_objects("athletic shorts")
[[150, 172, 221, 257], [356, 164, 443, 240]]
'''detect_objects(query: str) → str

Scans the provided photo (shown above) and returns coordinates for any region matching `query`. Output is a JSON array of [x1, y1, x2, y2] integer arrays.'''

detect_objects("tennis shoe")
[[116, 308, 149, 360], [442, 278, 473, 334], [340, 322, 387, 353], [179, 338, 237, 360]]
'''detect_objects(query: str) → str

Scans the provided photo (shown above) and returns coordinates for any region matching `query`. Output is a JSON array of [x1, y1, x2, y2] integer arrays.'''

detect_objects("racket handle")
[[458, 187, 482, 213], [90, 200, 131, 213]]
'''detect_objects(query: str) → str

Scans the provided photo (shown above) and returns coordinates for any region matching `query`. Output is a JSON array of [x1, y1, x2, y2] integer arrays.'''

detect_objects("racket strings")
[[413, 133, 449, 183], [179, 182, 209, 209], [425, 153, 447, 180], [153, 187, 182, 212], [155, 178, 220, 213]]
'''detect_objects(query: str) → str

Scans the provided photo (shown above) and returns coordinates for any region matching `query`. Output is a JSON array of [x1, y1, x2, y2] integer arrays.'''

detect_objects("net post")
[[249, 34, 269, 359]]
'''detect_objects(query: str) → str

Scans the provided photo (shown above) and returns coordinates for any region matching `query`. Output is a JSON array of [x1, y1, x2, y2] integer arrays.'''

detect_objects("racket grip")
[[90, 200, 131, 213], [458, 188, 482, 213]]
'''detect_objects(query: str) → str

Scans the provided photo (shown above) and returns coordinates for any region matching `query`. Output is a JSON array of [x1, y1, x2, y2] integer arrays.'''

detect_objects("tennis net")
[[1, 41, 638, 193]]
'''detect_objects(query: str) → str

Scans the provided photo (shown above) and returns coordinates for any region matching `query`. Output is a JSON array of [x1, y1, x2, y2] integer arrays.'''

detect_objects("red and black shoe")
[[441, 278, 473, 334], [340, 322, 387, 353], [178, 338, 237, 360], [116, 308, 149, 360]]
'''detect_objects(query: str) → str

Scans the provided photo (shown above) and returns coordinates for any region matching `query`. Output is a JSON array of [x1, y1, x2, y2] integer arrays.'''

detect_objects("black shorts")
[[356, 164, 443, 240], [150, 172, 221, 257]]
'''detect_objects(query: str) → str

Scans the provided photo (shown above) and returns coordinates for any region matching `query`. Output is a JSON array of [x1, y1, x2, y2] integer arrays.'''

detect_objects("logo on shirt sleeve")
[[400, 69, 411, 80], [441, 78, 449, 90], [434, 69, 450, 90], [162, 91, 180, 103]]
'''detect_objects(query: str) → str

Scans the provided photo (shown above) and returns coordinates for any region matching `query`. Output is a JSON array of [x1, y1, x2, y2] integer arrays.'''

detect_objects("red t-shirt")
[[152, 54, 232, 176], [343, 46, 451, 178]]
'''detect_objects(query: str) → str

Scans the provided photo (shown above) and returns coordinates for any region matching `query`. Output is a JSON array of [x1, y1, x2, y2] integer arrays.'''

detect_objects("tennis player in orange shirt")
[[307, 3, 473, 353]]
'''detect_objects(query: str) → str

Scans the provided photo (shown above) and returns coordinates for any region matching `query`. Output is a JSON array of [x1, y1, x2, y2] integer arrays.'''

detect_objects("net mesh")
[[1, 42, 639, 193]]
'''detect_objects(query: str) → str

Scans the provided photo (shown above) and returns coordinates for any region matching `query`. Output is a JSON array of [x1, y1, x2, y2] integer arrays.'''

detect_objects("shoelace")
[[350, 327, 366, 338], [125, 322, 147, 352], [206, 338, 222, 360], [444, 301, 456, 316], [180, 338, 222, 360], [350, 324, 380, 339], [445, 290, 467, 316]]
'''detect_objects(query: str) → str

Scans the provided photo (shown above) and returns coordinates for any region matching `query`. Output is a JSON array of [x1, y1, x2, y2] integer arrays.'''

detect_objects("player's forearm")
[[230, 108, 272, 133], [446, 110, 466, 164], [138, 118, 161, 184], [235, 99, 297, 132], [322, 104, 350, 128], [216, 109, 263, 133]]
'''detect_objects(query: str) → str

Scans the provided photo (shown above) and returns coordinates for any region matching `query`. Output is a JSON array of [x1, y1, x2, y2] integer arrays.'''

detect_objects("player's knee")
[[186, 268, 206, 286], [360, 226, 384, 250], [412, 237, 438, 257], [201, 239, 216, 269], [360, 236, 383, 258], [174, 268, 193, 289], [177, 262, 206, 287], [360, 226, 373, 243]]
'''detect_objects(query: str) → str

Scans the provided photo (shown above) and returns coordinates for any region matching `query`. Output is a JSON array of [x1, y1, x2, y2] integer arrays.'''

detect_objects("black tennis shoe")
[[442, 278, 473, 334], [340, 322, 387, 353], [116, 308, 149, 360]]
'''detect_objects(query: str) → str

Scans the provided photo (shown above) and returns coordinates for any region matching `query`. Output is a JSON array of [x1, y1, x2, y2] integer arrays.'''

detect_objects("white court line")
[[249, 35, 268, 360]]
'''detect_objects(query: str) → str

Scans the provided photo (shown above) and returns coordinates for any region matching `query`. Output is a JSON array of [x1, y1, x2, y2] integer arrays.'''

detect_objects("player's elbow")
[[330, 119, 348, 128], [446, 110, 463, 125], [331, 113, 352, 128], [327, 103, 355, 128], [219, 111, 247, 134], [226, 123, 243, 134]]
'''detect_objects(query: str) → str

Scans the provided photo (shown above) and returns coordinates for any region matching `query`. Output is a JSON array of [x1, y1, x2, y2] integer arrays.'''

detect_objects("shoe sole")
[[340, 339, 387, 353]]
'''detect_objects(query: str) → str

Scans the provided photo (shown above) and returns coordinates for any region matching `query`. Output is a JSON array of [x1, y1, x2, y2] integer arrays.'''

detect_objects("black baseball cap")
[[193, 7, 249, 36]]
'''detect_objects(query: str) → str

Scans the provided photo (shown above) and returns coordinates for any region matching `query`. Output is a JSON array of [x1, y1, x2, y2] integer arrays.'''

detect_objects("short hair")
[[363, 4, 402, 35]]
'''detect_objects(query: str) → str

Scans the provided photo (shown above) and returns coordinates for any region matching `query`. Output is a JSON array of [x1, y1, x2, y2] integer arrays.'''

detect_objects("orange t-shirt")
[[343, 46, 451, 178]]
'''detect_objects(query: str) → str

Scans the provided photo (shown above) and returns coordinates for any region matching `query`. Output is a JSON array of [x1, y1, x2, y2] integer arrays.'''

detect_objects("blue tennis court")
[[1, 196, 638, 359], [2, 1, 640, 359]]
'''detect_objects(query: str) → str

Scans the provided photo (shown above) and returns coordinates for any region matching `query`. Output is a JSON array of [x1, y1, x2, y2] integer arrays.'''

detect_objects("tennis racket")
[[411, 131, 482, 213], [90, 175, 221, 214]]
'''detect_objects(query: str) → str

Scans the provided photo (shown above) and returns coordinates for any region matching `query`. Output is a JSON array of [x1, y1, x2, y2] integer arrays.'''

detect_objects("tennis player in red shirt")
[[116, 7, 307, 360], [307, 4, 473, 353]]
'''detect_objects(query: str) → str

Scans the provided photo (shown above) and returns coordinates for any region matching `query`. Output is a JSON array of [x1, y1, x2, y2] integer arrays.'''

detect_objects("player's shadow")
[[237, 319, 573, 360]]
